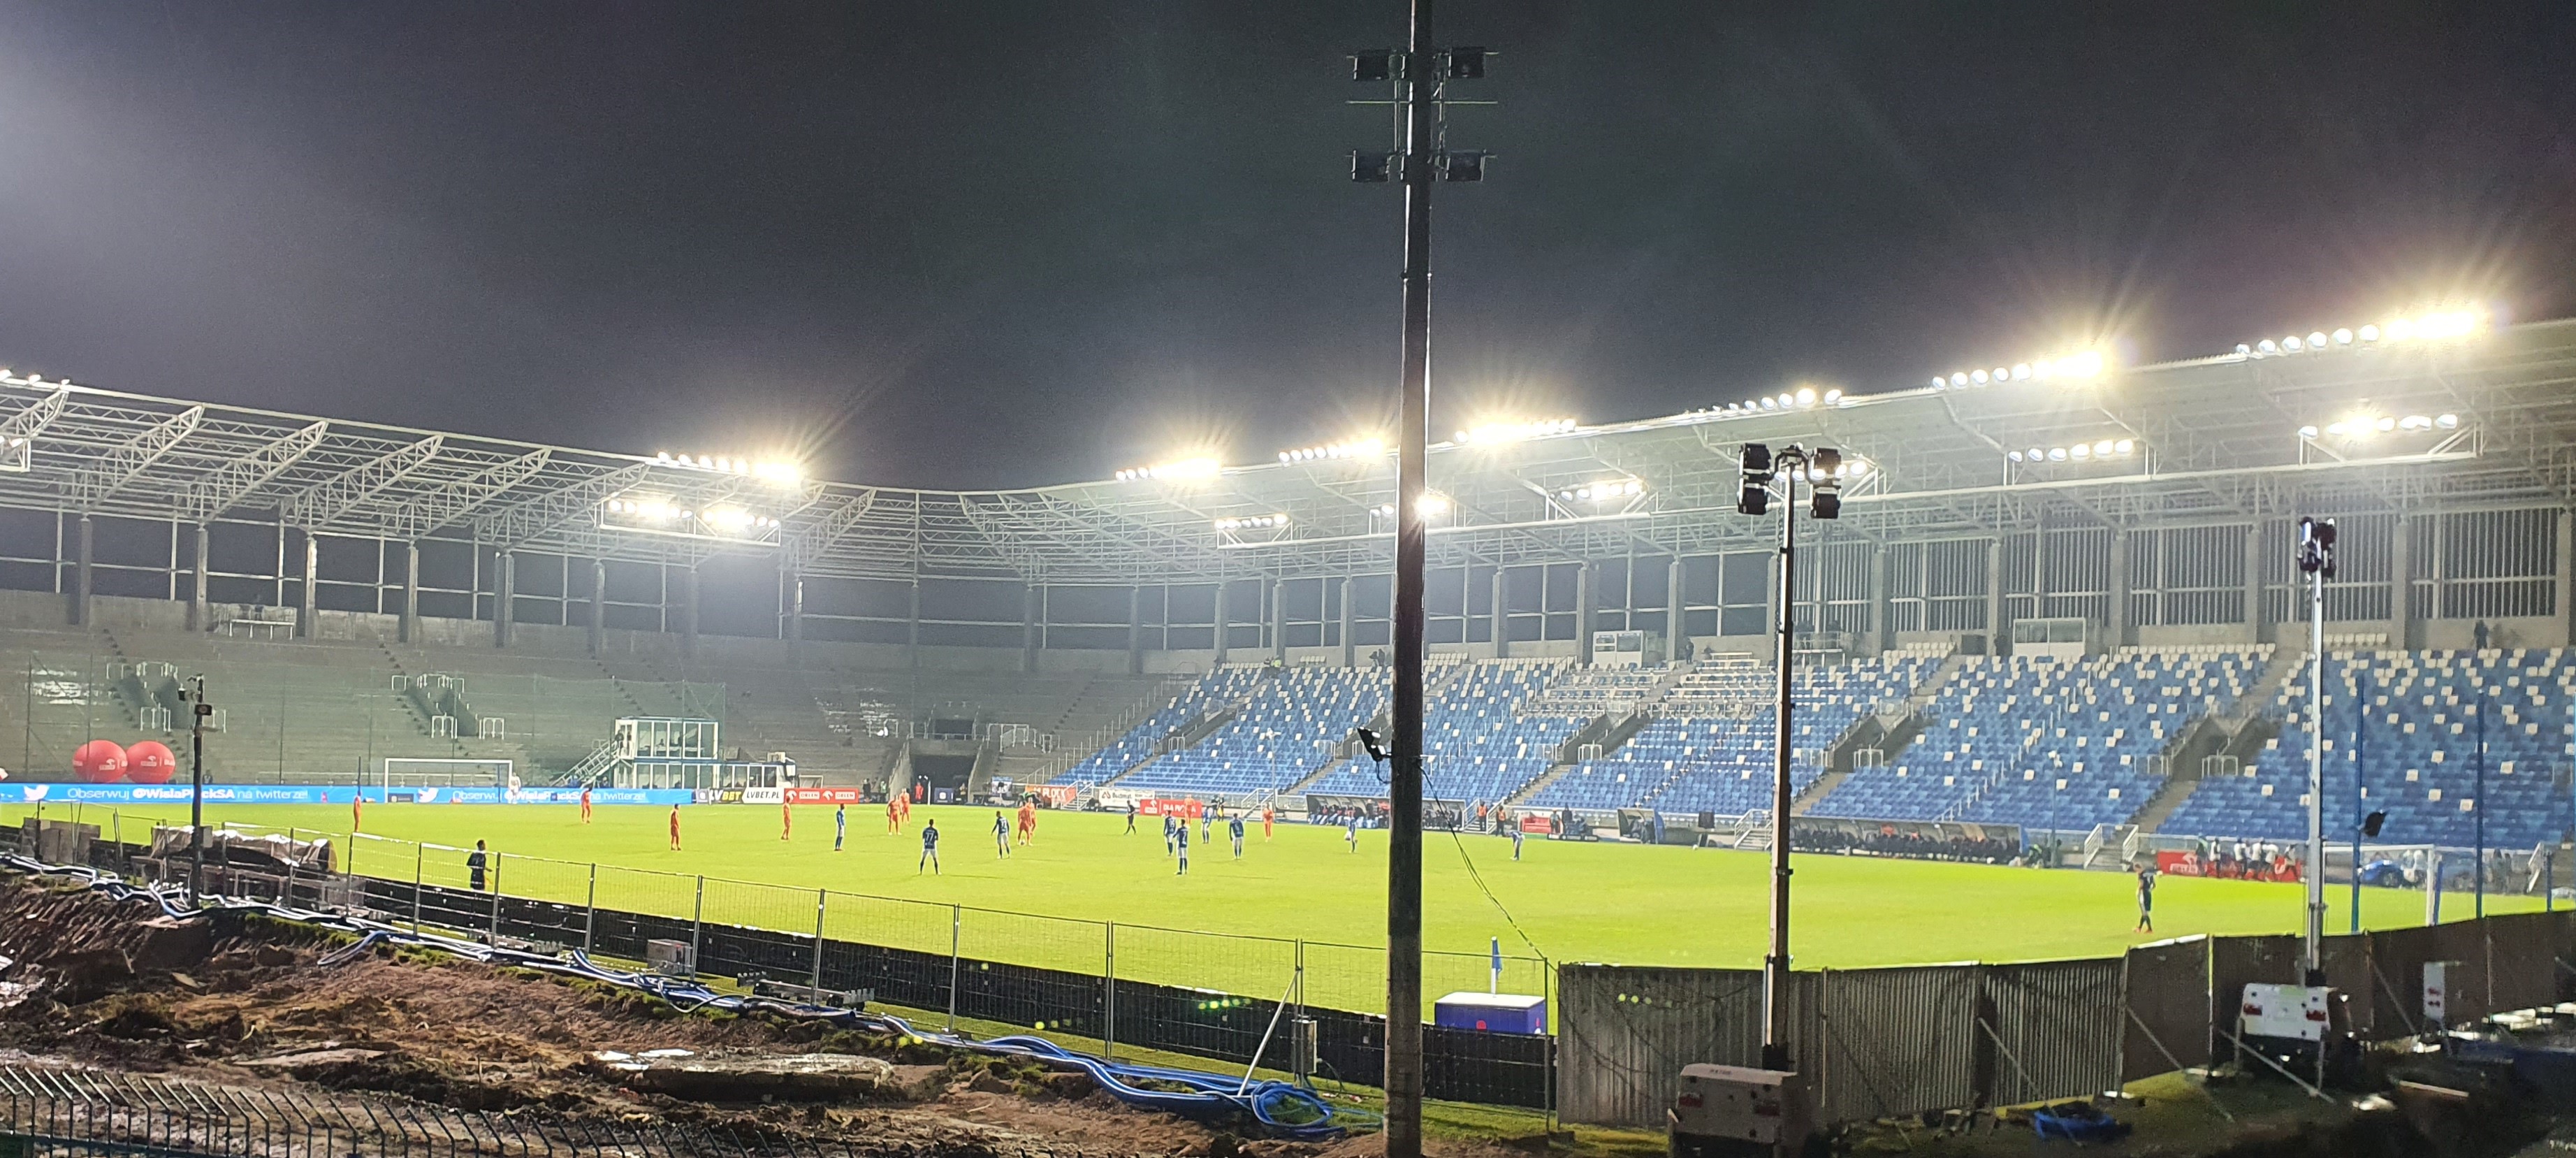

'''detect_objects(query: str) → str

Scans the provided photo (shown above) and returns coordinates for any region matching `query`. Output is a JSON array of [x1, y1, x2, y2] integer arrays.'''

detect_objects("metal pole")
[[690, 876, 704, 980], [2304, 564, 2327, 983], [188, 676, 207, 904], [1384, 6, 1436, 1155], [489, 855, 502, 943], [1104, 921, 1118, 1059], [810, 888, 827, 997], [2352, 667, 2367, 934], [583, 862, 597, 957], [412, 844, 424, 934], [2475, 689, 2487, 919], [947, 903, 963, 1032], [1763, 460, 1798, 1071]]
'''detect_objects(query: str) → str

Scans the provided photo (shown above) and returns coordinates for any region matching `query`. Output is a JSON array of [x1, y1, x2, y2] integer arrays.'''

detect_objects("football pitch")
[[6, 800, 2535, 1013]]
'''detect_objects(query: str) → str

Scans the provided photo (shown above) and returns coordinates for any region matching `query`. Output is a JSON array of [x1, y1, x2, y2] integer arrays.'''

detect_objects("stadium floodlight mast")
[[2296, 516, 2336, 985], [1348, 6, 1488, 1155], [1734, 441, 1841, 1071]]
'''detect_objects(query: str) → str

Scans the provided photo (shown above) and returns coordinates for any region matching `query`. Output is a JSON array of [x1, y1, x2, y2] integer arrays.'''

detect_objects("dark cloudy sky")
[[1, 2, 2570, 489]]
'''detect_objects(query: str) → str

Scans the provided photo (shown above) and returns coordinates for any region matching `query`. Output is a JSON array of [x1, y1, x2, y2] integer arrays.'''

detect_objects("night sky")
[[1, 2, 2570, 491]]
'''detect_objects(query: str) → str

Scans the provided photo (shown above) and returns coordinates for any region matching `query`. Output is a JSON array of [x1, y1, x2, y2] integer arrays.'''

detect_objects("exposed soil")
[[0, 876, 1520, 1158]]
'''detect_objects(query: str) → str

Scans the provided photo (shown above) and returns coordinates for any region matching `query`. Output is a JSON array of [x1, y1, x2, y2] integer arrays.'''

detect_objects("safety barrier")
[[1558, 911, 2576, 1129]]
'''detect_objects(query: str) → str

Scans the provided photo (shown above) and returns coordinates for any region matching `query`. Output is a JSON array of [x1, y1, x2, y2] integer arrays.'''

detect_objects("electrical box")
[[2236, 982, 2354, 1086], [1434, 992, 1547, 1035], [1669, 1064, 1810, 1158], [2424, 960, 2457, 1029], [646, 939, 695, 978], [2239, 983, 2329, 1043]]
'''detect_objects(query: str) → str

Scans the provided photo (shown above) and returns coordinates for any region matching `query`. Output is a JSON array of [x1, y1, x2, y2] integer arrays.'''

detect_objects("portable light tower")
[[1736, 442, 1839, 1071], [2297, 516, 2336, 984]]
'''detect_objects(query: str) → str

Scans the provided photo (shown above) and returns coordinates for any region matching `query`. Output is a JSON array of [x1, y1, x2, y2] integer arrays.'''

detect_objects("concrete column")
[[1985, 537, 2007, 656], [1574, 563, 1595, 665], [2106, 530, 2130, 649], [2388, 513, 2412, 649], [585, 558, 604, 655], [70, 514, 92, 626], [1269, 579, 1287, 664], [2243, 521, 2265, 645], [188, 523, 210, 632], [906, 579, 922, 669], [1332, 577, 1351, 667], [1667, 556, 1687, 659], [296, 531, 317, 638], [1127, 585, 1145, 676], [1867, 545, 1892, 656], [495, 551, 516, 649], [1490, 569, 1510, 659], [682, 565, 701, 660], [1021, 585, 1041, 673], [785, 565, 804, 644], [398, 542, 420, 644], [1212, 581, 1231, 665], [2556, 510, 2573, 647]]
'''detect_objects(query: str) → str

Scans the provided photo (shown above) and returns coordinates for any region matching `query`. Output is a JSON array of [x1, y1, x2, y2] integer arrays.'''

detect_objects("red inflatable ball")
[[124, 740, 177, 785], [73, 738, 127, 783]]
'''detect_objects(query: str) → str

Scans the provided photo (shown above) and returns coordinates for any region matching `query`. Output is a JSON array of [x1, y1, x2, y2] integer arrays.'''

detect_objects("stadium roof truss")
[[1, 319, 2571, 586]]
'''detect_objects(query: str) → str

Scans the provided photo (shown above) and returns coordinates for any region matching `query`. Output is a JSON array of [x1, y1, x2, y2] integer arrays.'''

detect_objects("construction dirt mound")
[[0, 876, 1522, 1158]]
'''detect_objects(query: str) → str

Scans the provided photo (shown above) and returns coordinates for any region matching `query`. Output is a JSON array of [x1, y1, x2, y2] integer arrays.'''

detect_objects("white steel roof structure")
[[1, 316, 2569, 584]]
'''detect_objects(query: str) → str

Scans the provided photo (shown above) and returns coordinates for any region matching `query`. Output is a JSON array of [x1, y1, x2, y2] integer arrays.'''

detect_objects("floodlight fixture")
[[1351, 151, 1395, 183], [1114, 457, 1223, 483], [2297, 516, 2337, 579], [1445, 46, 1487, 80], [1438, 151, 1489, 182], [1351, 49, 1397, 82]]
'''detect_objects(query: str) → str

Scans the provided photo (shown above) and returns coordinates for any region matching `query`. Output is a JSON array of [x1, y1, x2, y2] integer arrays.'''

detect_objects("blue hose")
[[2, 854, 1372, 1139]]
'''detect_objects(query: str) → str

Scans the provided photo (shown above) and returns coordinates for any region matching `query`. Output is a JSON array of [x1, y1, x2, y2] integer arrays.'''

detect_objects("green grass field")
[[7, 800, 2536, 1014]]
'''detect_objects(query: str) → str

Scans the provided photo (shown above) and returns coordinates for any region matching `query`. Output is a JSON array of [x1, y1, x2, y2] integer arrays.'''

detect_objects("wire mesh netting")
[[0, 1064, 842, 1158]]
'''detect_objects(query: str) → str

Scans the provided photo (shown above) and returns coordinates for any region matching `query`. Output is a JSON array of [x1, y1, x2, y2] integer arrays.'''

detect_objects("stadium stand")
[[1520, 656, 1935, 816], [2163, 649, 2576, 849], [0, 618, 1170, 787], [1302, 661, 1589, 804], [1107, 665, 1390, 800], [1810, 649, 2263, 830]]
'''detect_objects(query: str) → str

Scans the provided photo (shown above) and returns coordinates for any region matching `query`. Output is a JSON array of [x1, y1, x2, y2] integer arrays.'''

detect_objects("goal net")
[[381, 758, 513, 788]]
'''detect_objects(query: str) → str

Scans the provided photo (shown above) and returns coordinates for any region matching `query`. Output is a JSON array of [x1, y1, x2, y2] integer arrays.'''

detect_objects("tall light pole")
[[2295, 516, 2335, 985], [185, 675, 211, 904], [1735, 442, 1840, 1069], [1347, 13, 1486, 1157]]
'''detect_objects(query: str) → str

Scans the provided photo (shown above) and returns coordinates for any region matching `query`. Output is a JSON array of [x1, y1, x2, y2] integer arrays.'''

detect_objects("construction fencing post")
[[1104, 921, 1117, 1059], [691, 876, 705, 980], [810, 888, 827, 997], [948, 903, 962, 1032], [583, 862, 597, 957], [489, 857, 503, 943], [411, 844, 424, 934]]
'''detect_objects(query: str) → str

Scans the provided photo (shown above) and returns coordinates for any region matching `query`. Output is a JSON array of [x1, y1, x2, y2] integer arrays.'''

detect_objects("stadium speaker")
[[1811, 491, 1840, 520], [1350, 152, 1395, 183], [1446, 47, 1487, 80], [1438, 151, 1488, 182], [1351, 50, 1396, 82], [1737, 484, 1768, 516]]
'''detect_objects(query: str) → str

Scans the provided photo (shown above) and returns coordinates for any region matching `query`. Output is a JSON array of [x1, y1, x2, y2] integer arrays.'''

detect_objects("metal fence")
[[1562, 913, 2576, 1129]]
